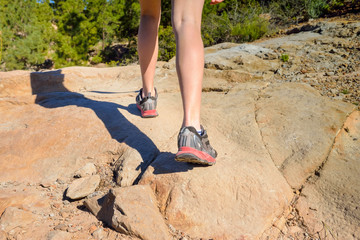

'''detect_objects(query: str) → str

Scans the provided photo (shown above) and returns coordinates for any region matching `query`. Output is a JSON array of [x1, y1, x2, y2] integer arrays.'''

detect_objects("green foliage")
[[0, 0, 55, 70], [341, 89, 349, 94], [118, 0, 140, 41], [267, 0, 306, 24], [0, 0, 350, 70], [202, 0, 269, 46], [158, 26, 176, 61], [305, 0, 329, 18], [231, 15, 269, 42], [280, 54, 289, 62], [90, 55, 102, 65], [265, 0, 343, 24], [86, 0, 124, 50]]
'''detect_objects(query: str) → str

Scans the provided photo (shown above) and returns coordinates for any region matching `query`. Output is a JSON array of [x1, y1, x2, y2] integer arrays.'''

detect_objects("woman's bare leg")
[[171, 0, 204, 131], [138, 0, 161, 96]]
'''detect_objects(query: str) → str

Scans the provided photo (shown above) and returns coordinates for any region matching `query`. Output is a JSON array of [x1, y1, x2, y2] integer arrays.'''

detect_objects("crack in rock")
[[304, 109, 357, 186]]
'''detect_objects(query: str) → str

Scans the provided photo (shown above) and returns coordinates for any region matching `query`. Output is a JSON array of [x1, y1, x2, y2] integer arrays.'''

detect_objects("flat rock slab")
[[204, 43, 279, 73], [46, 230, 72, 240], [0, 207, 37, 233], [0, 188, 49, 215], [139, 83, 294, 239], [66, 175, 100, 200], [85, 185, 171, 240], [0, 102, 121, 183], [256, 83, 355, 188], [296, 111, 360, 239]]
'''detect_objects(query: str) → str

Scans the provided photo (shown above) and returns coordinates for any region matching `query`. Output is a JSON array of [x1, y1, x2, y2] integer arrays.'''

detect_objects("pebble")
[[74, 163, 97, 178], [92, 228, 106, 240], [54, 224, 67, 231], [56, 178, 67, 185], [65, 175, 100, 200]]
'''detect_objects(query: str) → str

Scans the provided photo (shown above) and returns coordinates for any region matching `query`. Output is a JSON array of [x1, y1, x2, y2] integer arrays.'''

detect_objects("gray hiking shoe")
[[175, 125, 217, 165], [136, 88, 158, 118]]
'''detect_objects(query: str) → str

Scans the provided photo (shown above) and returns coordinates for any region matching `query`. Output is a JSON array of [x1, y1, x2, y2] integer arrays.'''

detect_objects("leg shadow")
[[30, 70, 193, 176]]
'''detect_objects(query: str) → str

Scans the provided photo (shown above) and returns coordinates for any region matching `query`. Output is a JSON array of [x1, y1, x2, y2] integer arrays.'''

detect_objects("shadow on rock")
[[148, 152, 212, 175], [30, 70, 195, 178]]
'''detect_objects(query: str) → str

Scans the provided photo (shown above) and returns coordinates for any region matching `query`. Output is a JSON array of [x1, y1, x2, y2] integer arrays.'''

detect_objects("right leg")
[[171, 0, 205, 131], [172, 0, 217, 165]]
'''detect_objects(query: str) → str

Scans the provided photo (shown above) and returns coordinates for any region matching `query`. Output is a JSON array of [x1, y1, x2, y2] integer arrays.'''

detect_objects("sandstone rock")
[[204, 44, 279, 74], [46, 230, 72, 240], [0, 189, 49, 215], [0, 230, 6, 240], [256, 83, 355, 188], [74, 163, 97, 178], [85, 185, 171, 240], [66, 175, 100, 200], [83, 195, 106, 219], [0, 98, 123, 183], [0, 207, 36, 232], [114, 145, 159, 187], [139, 83, 293, 239], [92, 228, 107, 240], [296, 111, 360, 239], [1, 18, 359, 239]]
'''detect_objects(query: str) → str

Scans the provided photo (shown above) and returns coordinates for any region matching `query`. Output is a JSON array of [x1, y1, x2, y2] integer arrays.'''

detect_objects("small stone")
[[87, 191, 100, 198], [74, 163, 97, 178], [168, 224, 176, 232], [63, 200, 70, 205], [54, 223, 67, 231], [92, 228, 106, 240], [89, 225, 97, 234], [66, 175, 100, 200], [56, 178, 67, 185], [59, 210, 70, 218], [52, 203, 61, 209]]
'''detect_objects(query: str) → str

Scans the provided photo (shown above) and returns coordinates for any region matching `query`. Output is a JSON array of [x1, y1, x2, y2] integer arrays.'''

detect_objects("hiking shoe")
[[175, 126, 217, 165], [136, 88, 158, 118]]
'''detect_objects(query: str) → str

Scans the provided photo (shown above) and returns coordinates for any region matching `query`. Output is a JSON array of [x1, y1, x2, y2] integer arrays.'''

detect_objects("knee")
[[141, 14, 160, 25], [172, 17, 200, 36]]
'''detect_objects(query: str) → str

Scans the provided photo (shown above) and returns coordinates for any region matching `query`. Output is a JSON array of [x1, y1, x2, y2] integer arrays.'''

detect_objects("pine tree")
[[0, 0, 54, 70]]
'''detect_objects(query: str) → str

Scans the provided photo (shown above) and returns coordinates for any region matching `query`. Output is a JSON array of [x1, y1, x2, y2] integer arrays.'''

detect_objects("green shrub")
[[231, 16, 269, 42], [305, 0, 329, 18], [341, 89, 349, 94], [158, 25, 176, 61], [202, 0, 269, 46], [280, 53, 289, 62], [91, 55, 102, 64]]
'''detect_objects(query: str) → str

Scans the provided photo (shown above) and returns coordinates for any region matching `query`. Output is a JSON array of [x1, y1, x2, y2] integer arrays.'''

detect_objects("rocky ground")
[[0, 15, 359, 240]]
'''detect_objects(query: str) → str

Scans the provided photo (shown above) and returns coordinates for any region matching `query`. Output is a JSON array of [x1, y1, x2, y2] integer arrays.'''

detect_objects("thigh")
[[140, 0, 161, 17]]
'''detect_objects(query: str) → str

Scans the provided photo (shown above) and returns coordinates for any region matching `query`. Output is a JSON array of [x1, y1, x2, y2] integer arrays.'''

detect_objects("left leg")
[[138, 0, 161, 97], [136, 0, 161, 117]]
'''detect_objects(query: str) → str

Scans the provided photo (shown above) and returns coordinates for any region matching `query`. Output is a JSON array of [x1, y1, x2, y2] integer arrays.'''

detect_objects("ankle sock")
[[197, 129, 204, 136]]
